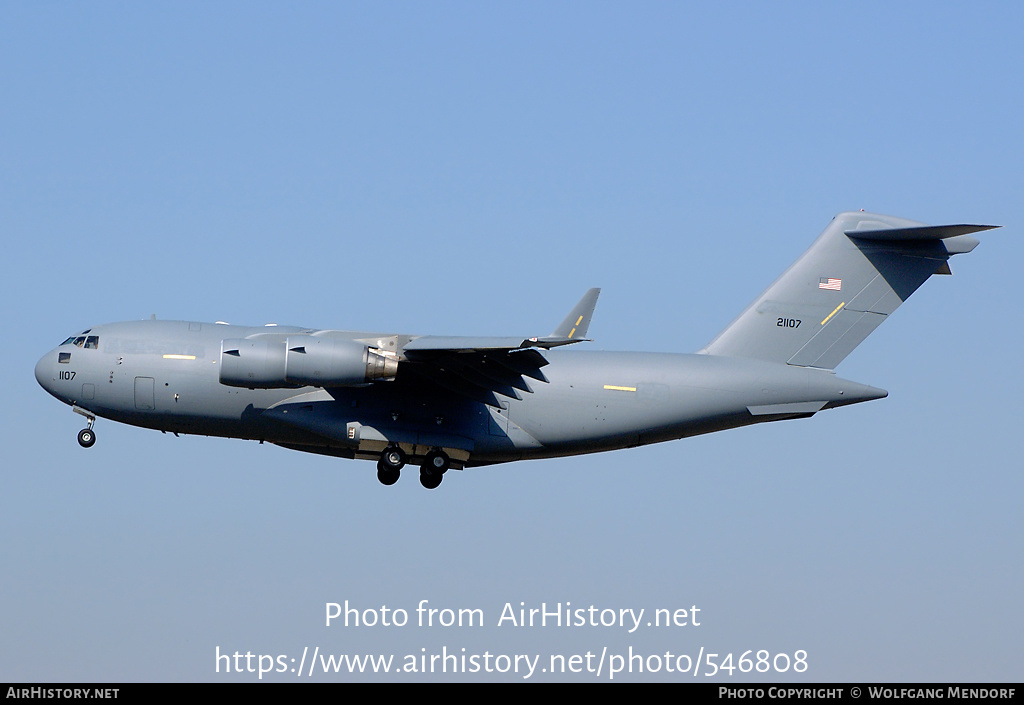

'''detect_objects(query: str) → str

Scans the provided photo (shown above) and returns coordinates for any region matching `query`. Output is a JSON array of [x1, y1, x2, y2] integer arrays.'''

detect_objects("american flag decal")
[[818, 277, 842, 291]]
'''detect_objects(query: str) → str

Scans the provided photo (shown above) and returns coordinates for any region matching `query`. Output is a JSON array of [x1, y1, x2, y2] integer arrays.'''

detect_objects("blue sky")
[[2, 2, 1021, 681]]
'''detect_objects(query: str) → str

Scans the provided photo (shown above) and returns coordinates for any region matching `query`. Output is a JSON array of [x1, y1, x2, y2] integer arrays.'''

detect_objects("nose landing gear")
[[73, 406, 96, 448], [77, 427, 96, 448]]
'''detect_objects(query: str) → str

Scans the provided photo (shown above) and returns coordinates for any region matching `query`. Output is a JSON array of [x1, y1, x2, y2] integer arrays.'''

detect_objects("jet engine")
[[219, 336, 397, 388]]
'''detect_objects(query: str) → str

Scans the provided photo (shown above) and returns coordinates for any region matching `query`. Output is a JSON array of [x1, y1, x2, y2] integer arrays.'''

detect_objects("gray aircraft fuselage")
[[34, 212, 996, 488], [34, 318, 885, 463]]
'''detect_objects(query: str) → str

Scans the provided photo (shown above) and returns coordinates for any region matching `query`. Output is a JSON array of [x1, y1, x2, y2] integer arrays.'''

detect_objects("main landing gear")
[[419, 449, 450, 490], [375, 446, 451, 489], [376, 445, 405, 486], [74, 406, 96, 448]]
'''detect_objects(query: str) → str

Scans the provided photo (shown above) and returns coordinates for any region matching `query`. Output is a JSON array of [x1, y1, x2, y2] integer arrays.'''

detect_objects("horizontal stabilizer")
[[845, 223, 998, 241]]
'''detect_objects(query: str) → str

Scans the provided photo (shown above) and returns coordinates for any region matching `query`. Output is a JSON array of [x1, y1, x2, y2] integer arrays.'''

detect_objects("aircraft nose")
[[35, 351, 56, 394]]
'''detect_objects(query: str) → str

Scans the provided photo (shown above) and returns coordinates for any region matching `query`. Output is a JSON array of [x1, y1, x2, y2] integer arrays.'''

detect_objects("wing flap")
[[397, 289, 597, 405], [401, 348, 548, 407]]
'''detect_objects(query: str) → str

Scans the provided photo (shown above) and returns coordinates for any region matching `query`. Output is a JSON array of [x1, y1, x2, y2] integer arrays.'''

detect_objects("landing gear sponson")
[[376, 446, 451, 489]]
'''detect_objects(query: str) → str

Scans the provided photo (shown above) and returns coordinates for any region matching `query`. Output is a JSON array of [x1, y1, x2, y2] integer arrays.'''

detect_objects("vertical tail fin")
[[701, 212, 997, 369]]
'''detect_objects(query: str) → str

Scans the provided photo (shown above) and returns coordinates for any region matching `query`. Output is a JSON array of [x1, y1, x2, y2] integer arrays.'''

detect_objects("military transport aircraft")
[[36, 212, 996, 489]]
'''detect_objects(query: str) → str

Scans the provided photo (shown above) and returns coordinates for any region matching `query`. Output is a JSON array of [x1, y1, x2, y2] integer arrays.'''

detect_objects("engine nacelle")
[[284, 335, 397, 386], [219, 338, 290, 388], [219, 336, 397, 388]]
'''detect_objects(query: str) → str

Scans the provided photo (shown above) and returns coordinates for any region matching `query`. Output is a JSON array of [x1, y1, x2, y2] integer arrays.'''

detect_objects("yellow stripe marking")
[[820, 302, 846, 326], [162, 354, 196, 360], [603, 384, 637, 392], [567, 315, 585, 339]]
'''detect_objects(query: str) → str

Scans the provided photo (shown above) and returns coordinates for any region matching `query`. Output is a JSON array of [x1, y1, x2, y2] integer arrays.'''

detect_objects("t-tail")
[[701, 212, 998, 370]]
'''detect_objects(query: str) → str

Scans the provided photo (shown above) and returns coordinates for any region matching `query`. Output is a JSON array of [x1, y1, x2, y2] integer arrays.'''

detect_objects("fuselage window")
[[58, 352, 71, 364]]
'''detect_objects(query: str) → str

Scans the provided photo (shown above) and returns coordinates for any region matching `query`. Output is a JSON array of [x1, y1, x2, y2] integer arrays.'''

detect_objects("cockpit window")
[[58, 352, 71, 364], [84, 336, 99, 349], [60, 330, 91, 346]]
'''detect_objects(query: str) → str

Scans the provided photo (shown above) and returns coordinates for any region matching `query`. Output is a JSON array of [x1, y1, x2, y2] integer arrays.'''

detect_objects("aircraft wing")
[[398, 288, 600, 406], [403, 287, 602, 354], [404, 336, 549, 352]]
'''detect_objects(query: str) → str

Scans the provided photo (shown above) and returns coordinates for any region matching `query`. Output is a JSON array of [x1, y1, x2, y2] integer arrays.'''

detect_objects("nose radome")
[[35, 352, 54, 392]]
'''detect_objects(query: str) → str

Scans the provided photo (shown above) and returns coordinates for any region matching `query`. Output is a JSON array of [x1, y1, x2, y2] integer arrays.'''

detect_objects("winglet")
[[552, 288, 601, 339], [532, 287, 601, 348]]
